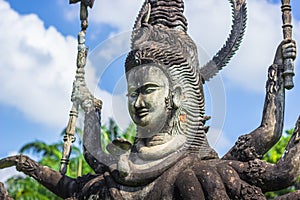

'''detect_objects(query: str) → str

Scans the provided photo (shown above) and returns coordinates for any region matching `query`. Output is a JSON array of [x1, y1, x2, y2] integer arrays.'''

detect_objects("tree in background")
[[101, 119, 136, 153], [263, 129, 300, 199]]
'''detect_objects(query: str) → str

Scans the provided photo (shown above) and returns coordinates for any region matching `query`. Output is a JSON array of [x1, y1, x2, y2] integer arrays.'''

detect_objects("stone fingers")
[[282, 39, 297, 60], [0, 155, 18, 169]]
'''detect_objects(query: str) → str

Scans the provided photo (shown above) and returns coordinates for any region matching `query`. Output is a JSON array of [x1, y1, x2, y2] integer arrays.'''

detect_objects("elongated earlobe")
[[172, 87, 182, 109]]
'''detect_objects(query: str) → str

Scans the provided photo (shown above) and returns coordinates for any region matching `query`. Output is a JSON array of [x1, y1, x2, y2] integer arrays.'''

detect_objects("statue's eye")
[[144, 88, 156, 94], [129, 92, 138, 98]]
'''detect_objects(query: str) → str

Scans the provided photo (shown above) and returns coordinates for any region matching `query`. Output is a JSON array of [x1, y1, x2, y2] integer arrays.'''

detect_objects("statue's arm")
[[228, 116, 300, 194], [72, 81, 114, 173], [0, 155, 78, 198], [223, 39, 296, 161], [82, 101, 115, 173]]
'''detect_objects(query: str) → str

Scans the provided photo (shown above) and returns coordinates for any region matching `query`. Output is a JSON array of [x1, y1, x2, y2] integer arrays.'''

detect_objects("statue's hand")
[[71, 80, 94, 113], [0, 156, 18, 169], [282, 39, 297, 60], [274, 39, 296, 66], [0, 155, 38, 176]]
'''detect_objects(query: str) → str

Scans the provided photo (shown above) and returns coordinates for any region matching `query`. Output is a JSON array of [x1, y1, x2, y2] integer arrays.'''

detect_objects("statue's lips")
[[135, 108, 149, 118]]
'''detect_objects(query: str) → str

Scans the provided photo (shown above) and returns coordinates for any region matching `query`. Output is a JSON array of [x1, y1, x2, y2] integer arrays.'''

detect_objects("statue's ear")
[[172, 87, 182, 109]]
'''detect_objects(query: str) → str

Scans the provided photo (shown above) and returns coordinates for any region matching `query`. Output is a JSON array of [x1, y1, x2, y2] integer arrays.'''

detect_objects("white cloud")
[[0, 1, 126, 129], [0, 167, 21, 183], [0, 1, 75, 128], [89, 0, 143, 32]]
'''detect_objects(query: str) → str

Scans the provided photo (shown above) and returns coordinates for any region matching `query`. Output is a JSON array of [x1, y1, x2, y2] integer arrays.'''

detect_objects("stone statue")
[[0, 0, 299, 199]]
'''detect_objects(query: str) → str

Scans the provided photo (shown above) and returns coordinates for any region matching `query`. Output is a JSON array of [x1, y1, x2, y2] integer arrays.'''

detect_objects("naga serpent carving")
[[0, 0, 299, 199]]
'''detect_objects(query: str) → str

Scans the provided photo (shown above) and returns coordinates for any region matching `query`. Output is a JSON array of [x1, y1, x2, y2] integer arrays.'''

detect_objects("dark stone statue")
[[0, 0, 299, 199]]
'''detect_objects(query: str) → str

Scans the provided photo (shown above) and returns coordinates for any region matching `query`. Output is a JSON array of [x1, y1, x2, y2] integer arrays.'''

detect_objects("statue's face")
[[127, 65, 170, 136]]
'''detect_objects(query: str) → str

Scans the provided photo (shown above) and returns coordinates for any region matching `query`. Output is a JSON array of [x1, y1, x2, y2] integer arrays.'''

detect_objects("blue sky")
[[1, 0, 300, 181]]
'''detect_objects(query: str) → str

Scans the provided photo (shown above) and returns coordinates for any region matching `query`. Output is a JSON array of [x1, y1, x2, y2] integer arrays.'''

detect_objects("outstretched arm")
[[223, 39, 296, 161], [0, 155, 78, 198]]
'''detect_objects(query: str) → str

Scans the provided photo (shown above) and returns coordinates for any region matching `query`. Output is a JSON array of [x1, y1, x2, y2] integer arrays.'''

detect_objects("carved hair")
[[125, 0, 214, 155]]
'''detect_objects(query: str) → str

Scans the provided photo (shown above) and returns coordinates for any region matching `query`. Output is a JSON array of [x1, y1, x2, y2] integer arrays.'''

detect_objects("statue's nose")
[[134, 94, 146, 109]]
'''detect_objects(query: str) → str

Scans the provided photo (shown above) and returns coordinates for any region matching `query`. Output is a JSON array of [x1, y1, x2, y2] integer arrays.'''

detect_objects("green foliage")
[[263, 129, 300, 199], [101, 119, 136, 153], [263, 129, 293, 164], [6, 176, 60, 200], [120, 123, 136, 143]]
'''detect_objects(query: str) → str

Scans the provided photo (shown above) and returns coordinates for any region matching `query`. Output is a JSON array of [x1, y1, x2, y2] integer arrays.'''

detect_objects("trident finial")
[[70, 0, 95, 8], [70, 0, 95, 30]]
